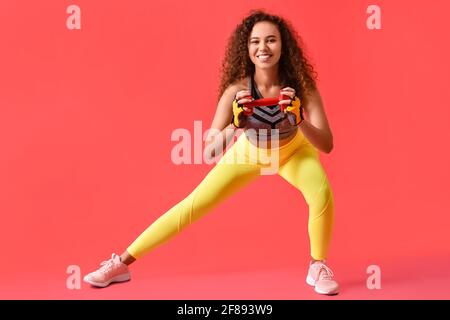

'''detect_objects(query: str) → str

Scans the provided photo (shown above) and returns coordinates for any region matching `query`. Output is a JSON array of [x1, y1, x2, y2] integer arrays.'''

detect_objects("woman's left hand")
[[279, 87, 304, 126], [279, 87, 296, 107]]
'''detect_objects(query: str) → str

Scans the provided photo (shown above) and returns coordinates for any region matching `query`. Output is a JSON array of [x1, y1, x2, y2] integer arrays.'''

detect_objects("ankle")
[[310, 259, 326, 265], [120, 251, 136, 266]]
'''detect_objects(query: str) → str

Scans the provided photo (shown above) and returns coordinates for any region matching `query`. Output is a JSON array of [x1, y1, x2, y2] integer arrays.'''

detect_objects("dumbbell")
[[241, 93, 291, 115]]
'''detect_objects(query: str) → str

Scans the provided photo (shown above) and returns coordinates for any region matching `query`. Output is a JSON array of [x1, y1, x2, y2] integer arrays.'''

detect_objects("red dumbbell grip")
[[242, 93, 290, 115]]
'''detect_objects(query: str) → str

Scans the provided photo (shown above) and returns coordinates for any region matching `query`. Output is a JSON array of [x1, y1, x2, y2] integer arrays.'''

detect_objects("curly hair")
[[218, 10, 318, 104]]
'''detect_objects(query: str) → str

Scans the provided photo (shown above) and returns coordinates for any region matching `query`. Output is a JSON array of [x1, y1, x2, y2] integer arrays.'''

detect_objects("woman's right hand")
[[232, 90, 254, 128]]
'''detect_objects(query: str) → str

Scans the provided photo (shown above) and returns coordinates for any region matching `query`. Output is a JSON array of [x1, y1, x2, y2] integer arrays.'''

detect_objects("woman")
[[84, 10, 339, 296]]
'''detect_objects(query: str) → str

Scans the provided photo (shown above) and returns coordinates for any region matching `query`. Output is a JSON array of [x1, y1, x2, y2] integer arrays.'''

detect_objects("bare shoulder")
[[224, 77, 249, 97]]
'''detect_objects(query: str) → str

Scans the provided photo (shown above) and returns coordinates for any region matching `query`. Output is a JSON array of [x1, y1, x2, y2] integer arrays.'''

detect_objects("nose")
[[259, 41, 268, 51]]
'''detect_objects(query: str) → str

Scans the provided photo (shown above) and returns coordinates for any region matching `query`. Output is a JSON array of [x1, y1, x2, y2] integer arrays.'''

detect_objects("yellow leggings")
[[127, 129, 334, 261]]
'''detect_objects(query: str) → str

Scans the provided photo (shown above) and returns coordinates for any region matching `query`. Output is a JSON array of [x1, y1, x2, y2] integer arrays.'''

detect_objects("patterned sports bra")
[[244, 76, 298, 141]]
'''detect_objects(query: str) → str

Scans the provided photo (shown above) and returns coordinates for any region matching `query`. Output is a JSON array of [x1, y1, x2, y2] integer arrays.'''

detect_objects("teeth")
[[258, 54, 271, 61]]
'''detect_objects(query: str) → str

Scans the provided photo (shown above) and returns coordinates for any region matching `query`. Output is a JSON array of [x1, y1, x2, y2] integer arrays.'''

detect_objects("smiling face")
[[248, 21, 282, 70]]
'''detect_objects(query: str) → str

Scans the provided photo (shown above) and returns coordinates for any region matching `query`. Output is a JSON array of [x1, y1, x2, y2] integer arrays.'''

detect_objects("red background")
[[1, 0, 449, 299]]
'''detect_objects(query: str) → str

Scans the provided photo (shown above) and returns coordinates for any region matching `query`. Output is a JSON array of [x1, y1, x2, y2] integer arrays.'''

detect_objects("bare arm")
[[204, 84, 244, 159], [298, 89, 334, 153]]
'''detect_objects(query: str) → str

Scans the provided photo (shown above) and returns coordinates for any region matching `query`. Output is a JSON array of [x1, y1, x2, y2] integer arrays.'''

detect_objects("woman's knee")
[[309, 178, 334, 216]]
